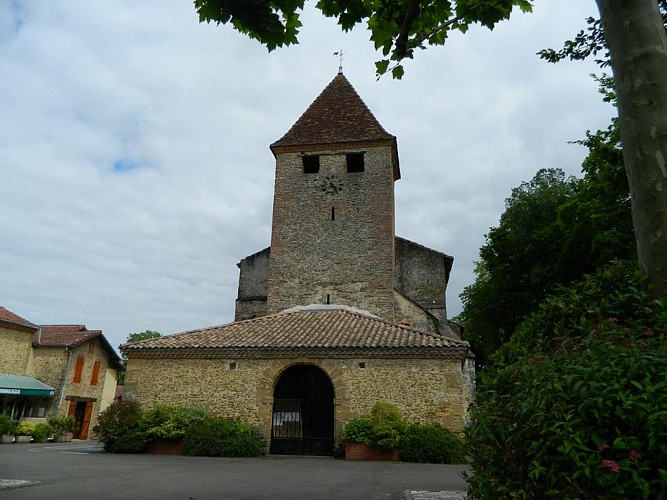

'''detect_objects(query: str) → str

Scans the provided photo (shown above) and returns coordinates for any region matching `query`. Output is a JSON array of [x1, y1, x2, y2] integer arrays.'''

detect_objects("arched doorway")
[[270, 364, 334, 456]]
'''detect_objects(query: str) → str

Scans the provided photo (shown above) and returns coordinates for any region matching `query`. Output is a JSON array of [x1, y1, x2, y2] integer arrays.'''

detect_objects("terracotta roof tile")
[[271, 73, 395, 149], [121, 305, 469, 360], [36, 327, 101, 346], [0, 306, 38, 330]]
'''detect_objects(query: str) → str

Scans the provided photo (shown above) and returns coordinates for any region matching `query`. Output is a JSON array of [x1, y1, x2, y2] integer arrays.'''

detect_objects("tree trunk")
[[595, 0, 667, 298]]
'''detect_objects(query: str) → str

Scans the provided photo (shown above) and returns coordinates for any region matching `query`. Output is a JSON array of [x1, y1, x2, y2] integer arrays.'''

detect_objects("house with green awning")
[[0, 306, 123, 439], [0, 374, 55, 397]]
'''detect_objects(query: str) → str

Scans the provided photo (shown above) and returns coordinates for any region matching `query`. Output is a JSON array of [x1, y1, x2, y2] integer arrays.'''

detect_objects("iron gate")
[[270, 365, 334, 455]]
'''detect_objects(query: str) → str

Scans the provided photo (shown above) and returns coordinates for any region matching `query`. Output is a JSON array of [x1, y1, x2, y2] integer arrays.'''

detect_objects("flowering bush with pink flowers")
[[465, 262, 667, 499]]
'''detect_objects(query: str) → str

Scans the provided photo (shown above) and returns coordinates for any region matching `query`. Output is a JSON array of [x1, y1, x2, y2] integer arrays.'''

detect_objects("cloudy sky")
[[1, 1, 615, 351]]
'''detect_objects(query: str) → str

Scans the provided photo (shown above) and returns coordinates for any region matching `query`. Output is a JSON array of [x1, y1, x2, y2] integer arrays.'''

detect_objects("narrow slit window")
[[326, 294, 331, 304], [346, 153, 364, 173], [302, 155, 320, 173], [331, 206, 335, 220]]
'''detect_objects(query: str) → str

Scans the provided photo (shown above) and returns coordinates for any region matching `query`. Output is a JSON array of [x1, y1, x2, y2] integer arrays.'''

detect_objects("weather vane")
[[333, 49, 345, 73]]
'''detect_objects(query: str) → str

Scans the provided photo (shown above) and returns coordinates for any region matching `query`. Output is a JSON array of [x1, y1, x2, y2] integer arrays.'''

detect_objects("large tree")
[[459, 134, 634, 366], [194, 0, 667, 298]]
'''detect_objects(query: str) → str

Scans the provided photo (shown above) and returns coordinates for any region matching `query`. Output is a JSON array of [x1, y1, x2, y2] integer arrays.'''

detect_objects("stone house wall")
[[0, 325, 34, 374], [123, 355, 472, 447]]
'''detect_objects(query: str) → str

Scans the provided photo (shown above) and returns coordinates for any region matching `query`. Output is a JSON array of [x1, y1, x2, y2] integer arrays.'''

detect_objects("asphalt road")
[[0, 441, 469, 499]]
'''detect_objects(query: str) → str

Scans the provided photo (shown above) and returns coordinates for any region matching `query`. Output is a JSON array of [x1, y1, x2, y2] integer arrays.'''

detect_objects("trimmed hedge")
[[400, 423, 467, 464], [182, 417, 264, 457], [94, 402, 264, 457]]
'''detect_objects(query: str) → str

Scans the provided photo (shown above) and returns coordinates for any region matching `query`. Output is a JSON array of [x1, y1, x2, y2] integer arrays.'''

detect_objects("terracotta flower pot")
[[345, 442, 398, 461], [146, 439, 184, 455]]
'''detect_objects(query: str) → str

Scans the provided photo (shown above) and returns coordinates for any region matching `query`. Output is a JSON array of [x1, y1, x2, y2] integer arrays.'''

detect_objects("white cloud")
[[0, 0, 615, 350]]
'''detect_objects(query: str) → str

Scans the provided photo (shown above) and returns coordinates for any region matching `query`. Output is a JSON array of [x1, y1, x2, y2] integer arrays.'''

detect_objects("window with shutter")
[[73, 356, 84, 383], [90, 359, 101, 385]]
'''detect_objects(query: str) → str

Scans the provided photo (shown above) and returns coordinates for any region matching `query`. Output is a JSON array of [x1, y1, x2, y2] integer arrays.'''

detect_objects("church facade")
[[122, 73, 474, 456]]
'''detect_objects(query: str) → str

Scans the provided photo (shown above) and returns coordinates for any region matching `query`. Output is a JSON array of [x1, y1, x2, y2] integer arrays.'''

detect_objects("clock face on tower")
[[321, 174, 344, 195]]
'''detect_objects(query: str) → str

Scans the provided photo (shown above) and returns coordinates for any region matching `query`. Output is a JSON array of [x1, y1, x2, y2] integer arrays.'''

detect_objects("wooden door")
[[80, 402, 93, 440]]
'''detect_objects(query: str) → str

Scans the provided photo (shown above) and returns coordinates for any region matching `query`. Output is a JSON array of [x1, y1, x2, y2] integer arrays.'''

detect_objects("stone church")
[[122, 72, 474, 456]]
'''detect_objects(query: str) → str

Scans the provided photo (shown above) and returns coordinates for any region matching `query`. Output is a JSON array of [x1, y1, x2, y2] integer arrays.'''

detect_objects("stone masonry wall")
[[235, 248, 270, 321], [0, 326, 34, 374], [393, 290, 439, 334], [124, 355, 471, 447], [395, 237, 452, 328], [267, 145, 396, 321]]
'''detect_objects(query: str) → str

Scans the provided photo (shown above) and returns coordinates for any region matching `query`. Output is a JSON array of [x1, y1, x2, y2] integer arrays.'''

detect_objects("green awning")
[[0, 374, 55, 397]]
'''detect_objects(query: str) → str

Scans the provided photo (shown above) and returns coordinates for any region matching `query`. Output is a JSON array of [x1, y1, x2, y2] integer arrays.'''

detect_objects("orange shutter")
[[67, 400, 77, 417], [80, 402, 93, 439], [90, 359, 101, 385], [73, 356, 84, 383]]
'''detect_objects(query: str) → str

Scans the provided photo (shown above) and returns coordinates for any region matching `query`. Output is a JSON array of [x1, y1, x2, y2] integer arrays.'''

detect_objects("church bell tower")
[[265, 72, 401, 321]]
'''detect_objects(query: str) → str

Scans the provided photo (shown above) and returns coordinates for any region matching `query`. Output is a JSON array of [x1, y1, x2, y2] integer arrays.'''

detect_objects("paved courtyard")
[[0, 441, 468, 499]]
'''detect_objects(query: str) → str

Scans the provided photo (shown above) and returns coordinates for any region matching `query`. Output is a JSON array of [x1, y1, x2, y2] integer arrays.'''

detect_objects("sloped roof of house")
[[0, 306, 39, 332], [121, 305, 469, 361], [271, 72, 396, 150], [37, 325, 101, 346], [35, 325, 124, 370]]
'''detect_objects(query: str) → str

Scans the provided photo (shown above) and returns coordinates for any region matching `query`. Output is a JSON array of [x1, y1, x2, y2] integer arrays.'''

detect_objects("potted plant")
[[0, 414, 16, 444], [49, 416, 75, 442], [344, 401, 404, 461], [32, 422, 54, 443], [14, 421, 35, 443]]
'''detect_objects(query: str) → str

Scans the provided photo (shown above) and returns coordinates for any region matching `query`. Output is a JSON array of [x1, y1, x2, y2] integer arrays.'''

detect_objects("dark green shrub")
[[94, 400, 144, 452], [400, 423, 467, 464], [182, 417, 264, 457], [369, 401, 405, 450], [343, 418, 373, 445], [0, 414, 16, 435], [31, 423, 53, 441], [465, 262, 667, 499], [106, 427, 149, 454], [48, 416, 75, 436], [343, 401, 405, 450], [142, 405, 210, 441]]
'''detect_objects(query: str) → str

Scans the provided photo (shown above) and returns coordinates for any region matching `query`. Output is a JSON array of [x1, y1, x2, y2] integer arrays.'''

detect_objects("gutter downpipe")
[[56, 345, 73, 416]]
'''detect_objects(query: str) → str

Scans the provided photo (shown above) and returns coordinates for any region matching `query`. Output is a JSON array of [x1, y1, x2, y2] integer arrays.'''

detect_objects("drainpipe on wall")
[[56, 345, 72, 416]]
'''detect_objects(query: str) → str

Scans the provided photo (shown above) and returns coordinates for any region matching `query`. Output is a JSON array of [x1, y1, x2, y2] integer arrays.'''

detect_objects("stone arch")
[[270, 363, 335, 456]]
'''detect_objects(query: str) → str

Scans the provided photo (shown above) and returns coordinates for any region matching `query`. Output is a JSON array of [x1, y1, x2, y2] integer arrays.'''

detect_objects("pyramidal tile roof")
[[121, 305, 469, 360], [271, 72, 395, 150], [0, 306, 38, 331]]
